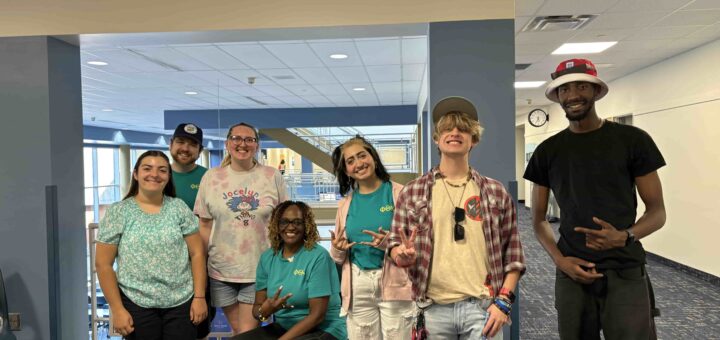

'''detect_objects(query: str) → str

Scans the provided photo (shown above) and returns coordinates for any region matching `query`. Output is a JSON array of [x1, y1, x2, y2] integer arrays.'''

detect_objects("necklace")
[[441, 178, 468, 211]]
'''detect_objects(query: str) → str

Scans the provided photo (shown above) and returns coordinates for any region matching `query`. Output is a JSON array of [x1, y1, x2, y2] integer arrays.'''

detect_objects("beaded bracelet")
[[493, 298, 512, 315], [255, 306, 269, 322]]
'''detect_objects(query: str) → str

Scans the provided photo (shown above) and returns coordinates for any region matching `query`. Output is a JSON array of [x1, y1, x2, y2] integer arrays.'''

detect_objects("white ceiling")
[[79, 0, 720, 132]]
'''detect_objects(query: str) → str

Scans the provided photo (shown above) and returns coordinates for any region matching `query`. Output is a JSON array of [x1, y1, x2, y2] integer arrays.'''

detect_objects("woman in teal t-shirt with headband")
[[233, 201, 346, 340], [329, 136, 414, 339], [95, 150, 207, 339]]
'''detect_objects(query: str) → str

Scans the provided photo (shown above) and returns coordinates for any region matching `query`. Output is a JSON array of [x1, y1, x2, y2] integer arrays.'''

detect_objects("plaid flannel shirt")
[[388, 167, 526, 301]]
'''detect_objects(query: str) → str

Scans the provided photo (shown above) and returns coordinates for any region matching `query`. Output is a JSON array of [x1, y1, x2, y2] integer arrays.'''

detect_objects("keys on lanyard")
[[412, 308, 428, 340]]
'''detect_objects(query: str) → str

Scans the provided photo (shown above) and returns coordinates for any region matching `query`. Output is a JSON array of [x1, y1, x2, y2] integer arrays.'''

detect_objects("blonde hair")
[[432, 111, 484, 144], [221, 122, 260, 167]]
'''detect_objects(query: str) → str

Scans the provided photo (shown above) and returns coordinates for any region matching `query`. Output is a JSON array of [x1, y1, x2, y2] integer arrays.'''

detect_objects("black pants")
[[194, 282, 216, 338], [555, 265, 658, 340], [121, 293, 196, 340], [230, 322, 337, 340]]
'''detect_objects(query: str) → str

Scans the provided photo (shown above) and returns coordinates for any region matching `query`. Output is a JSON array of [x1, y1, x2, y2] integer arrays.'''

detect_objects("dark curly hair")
[[331, 135, 391, 196], [267, 201, 319, 253]]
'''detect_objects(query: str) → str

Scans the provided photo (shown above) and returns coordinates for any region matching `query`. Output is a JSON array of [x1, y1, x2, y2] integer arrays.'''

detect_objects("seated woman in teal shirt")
[[233, 201, 347, 340]]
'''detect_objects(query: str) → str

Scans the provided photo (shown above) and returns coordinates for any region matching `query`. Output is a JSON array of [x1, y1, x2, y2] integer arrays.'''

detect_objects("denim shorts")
[[209, 278, 256, 307]]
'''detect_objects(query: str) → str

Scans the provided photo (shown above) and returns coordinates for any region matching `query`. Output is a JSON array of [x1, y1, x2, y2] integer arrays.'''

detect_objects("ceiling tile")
[[585, 11, 672, 30], [308, 41, 364, 67], [515, 16, 534, 34], [402, 64, 426, 81], [330, 67, 370, 83], [625, 25, 705, 40], [276, 96, 311, 106], [401, 37, 427, 64], [515, 0, 546, 16], [372, 82, 403, 94], [536, 0, 622, 16], [568, 28, 639, 42], [302, 95, 335, 107], [128, 47, 212, 71], [313, 83, 350, 96], [402, 81, 422, 93], [89, 49, 186, 72], [356, 39, 401, 65], [376, 93, 403, 105], [224, 70, 273, 86], [284, 84, 321, 96], [262, 43, 325, 68], [515, 30, 579, 44], [254, 85, 295, 97], [367, 65, 402, 82], [350, 94, 380, 106], [294, 68, 339, 84], [326, 95, 357, 106], [653, 9, 720, 26], [185, 71, 248, 86], [174, 45, 249, 70], [218, 43, 286, 69], [606, 0, 692, 13], [682, 0, 720, 10], [257, 69, 307, 85], [225, 86, 270, 97]]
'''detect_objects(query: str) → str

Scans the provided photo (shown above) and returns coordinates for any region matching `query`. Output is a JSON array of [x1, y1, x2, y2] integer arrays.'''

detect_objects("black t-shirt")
[[523, 121, 666, 268]]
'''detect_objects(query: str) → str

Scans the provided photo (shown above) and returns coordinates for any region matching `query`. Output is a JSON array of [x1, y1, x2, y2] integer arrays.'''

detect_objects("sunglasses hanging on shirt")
[[454, 207, 466, 241]]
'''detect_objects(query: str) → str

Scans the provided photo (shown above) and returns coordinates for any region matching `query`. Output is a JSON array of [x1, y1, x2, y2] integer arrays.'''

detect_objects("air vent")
[[522, 15, 597, 32], [515, 63, 531, 70], [272, 75, 296, 80]]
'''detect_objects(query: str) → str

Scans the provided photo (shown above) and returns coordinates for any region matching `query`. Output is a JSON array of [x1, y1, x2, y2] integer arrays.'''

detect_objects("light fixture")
[[101, 108, 113, 112], [352, 87, 366, 91], [514, 81, 546, 89], [184, 91, 198, 95], [87, 61, 108, 66], [552, 42, 617, 55], [330, 54, 348, 59]]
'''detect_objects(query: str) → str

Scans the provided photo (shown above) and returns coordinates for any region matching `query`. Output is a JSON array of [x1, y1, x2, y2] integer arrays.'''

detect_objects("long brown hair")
[[221, 122, 260, 167], [123, 150, 176, 200], [331, 135, 391, 196], [267, 201, 319, 253]]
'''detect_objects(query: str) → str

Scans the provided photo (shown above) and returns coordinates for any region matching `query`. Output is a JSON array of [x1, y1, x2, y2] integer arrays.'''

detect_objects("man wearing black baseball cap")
[[170, 123, 215, 339], [524, 59, 667, 339]]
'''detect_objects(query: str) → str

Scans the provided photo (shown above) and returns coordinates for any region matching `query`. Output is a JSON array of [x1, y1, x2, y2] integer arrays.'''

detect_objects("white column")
[[119, 144, 131, 196], [201, 149, 210, 168]]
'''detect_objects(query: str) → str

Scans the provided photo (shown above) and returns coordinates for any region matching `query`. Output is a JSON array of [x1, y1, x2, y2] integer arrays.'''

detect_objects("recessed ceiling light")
[[552, 42, 617, 55], [101, 109, 113, 112], [514, 81, 546, 89], [330, 54, 349, 59], [87, 61, 108, 66], [184, 91, 198, 95], [352, 87, 366, 91]]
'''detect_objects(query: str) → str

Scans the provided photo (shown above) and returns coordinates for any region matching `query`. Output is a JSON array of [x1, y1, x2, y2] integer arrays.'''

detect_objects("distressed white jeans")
[[347, 264, 415, 340]]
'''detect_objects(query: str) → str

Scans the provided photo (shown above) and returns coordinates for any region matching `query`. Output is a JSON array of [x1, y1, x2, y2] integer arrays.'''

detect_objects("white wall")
[[519, 39, 720, 276]]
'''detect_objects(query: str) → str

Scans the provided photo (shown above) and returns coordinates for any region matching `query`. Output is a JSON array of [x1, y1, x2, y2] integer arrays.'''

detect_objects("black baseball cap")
[[172, 123, 203, 145]]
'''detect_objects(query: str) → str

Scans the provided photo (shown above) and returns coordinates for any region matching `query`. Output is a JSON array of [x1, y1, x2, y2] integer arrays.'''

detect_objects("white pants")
[[347, 264, 415, 340]]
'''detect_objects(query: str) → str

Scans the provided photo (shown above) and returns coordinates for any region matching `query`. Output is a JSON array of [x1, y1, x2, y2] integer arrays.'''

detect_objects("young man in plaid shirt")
[[387, 97, 526, 339]]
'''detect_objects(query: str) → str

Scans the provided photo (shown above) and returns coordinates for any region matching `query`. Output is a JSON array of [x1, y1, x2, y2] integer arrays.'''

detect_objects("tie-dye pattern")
[[194, 164, 288, 282], [97, 196, 199, 308]]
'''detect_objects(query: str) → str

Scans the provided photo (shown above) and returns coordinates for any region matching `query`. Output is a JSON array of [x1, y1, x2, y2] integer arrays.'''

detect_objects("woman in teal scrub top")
[[233, 201, 346, 340]]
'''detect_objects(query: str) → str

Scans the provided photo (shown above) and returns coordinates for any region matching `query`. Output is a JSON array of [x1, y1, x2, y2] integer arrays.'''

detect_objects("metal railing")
[[283, 171, 340, 204], [287, 129, 418, 173]]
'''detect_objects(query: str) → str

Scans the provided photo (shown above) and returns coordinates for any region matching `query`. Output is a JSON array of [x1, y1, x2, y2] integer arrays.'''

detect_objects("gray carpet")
[[516, 205, 720, 339]]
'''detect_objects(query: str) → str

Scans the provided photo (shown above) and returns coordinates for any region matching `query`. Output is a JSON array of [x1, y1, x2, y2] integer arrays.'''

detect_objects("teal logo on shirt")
[[379, 204, 394, 213]]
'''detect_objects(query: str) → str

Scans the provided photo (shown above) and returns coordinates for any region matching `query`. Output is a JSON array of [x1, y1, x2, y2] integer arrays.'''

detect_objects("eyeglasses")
[[454, 207, 465, 241], [228, 135, 258, 145], [279, 218, 304, 228]]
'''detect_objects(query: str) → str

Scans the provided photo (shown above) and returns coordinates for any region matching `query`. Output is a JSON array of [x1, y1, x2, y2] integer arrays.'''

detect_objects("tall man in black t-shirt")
[[524, 58, 667, 340]]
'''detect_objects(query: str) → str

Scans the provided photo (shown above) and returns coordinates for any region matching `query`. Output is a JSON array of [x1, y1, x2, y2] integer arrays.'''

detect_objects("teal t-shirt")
[[346, 181, 394, 270], [97, 196, 199, 308], [173, 165, 207, 209], [256, 245, 346, 340]]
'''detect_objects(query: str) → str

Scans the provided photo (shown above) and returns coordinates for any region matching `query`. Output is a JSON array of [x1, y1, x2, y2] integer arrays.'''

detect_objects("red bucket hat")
[[545, 58, 609, 103]]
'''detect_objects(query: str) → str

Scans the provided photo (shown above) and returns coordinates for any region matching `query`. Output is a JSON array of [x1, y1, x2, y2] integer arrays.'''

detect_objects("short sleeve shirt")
[[523, 121, 665, 267], [97, 196, 198, 308], [256, 245, 347, 340], [345, 181, 394, 270], [173, 165, 207, 209], [194, 164, 288, 282]]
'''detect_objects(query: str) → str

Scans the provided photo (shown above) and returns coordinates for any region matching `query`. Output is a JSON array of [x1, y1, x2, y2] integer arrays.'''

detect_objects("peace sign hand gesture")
[[391, 229, 417, 268], [329, 227, 356, 251], [360, 227, 388, 249], [261, 285, 294, 316]]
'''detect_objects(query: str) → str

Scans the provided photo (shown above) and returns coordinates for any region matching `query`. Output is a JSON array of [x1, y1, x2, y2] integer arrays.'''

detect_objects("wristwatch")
[[625, 229, 636, 246]]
